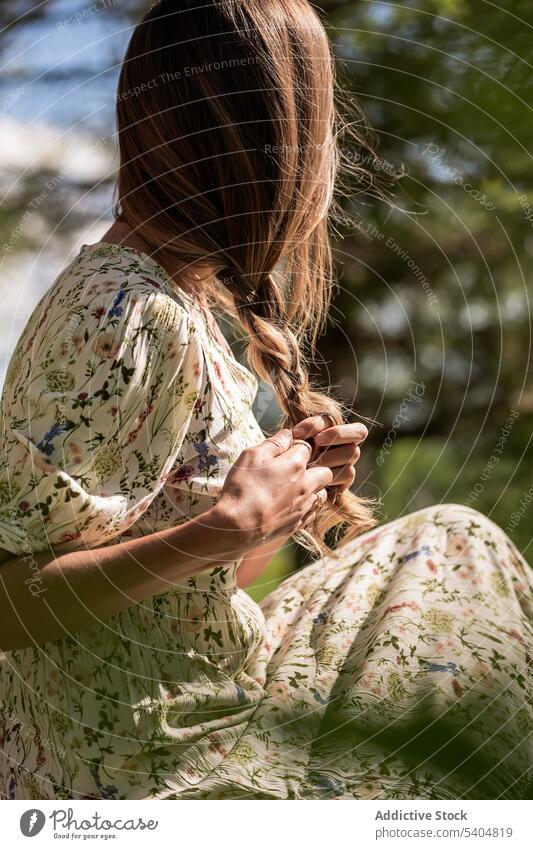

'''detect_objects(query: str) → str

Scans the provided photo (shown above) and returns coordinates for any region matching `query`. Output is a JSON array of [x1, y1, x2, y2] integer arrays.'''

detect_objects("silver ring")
[[299, 509, 317, 529], [292, 438, 313, 462], [319, 411, 336, 428]]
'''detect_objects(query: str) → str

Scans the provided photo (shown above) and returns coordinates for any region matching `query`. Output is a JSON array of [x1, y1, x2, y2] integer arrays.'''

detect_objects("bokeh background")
[[0, 0, 531, 600]]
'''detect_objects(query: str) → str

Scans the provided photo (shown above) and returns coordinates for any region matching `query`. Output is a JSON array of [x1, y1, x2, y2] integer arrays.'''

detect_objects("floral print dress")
[[0, 242, 531, 801]]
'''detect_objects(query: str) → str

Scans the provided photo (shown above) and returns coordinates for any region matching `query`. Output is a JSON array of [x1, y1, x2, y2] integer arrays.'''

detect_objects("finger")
[[314, 423, 369, 447], [311, 444, 361, 468], [284, 439, 314, 466], [297, 487, 329, 528], [258, 428, 294, 457], [292, 414, 334, 440], [303, 464, 334, 492]]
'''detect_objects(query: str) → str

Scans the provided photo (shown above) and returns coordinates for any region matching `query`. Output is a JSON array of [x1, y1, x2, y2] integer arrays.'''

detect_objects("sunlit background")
[[1, 0, 532, 599]]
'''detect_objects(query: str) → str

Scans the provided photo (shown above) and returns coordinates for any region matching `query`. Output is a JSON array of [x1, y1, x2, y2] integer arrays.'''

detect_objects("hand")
[[217, 428, 334, 547], [292, 415, 368, 492]]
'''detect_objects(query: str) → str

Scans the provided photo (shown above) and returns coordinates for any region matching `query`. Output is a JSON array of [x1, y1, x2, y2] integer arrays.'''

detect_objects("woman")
[[0, 0, 531, 800]]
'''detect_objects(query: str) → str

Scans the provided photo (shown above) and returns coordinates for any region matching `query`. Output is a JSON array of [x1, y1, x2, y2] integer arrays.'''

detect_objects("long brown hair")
[[115, 0, 379, 552]]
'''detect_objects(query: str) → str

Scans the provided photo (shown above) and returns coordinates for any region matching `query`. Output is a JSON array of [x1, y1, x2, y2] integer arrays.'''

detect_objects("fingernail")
[[292, 424, 307, 438]]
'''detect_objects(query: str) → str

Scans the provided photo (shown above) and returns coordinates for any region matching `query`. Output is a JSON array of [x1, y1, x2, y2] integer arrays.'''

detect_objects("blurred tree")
[[314, 0, 533, 559]]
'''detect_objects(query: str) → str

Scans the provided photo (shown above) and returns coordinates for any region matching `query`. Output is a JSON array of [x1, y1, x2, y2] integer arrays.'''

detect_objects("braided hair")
[[115, 0, 386, 553]]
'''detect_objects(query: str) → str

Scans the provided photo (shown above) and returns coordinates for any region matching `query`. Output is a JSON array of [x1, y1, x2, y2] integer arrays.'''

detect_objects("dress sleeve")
[[0, 284, 204, 556]]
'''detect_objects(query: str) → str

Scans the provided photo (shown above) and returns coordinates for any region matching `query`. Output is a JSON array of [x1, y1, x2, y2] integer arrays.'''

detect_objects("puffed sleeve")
[[0, 283, 204, 556]]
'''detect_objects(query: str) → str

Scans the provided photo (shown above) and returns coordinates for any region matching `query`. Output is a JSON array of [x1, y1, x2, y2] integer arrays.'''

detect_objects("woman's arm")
[[236, 534, 289, 589], [0, 502, 249, 652]]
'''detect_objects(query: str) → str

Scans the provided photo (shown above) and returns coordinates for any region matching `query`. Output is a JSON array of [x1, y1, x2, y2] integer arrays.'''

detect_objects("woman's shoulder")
[[2, 242, 203, 397], [58, 241, 194, 314], [24, 241, 198, 346]]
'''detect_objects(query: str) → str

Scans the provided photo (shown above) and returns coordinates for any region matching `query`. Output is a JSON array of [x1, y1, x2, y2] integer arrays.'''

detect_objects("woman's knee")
[[436, 502, 516, 546], [390, 502, 513, 569], [409, 502, 505, 539]]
